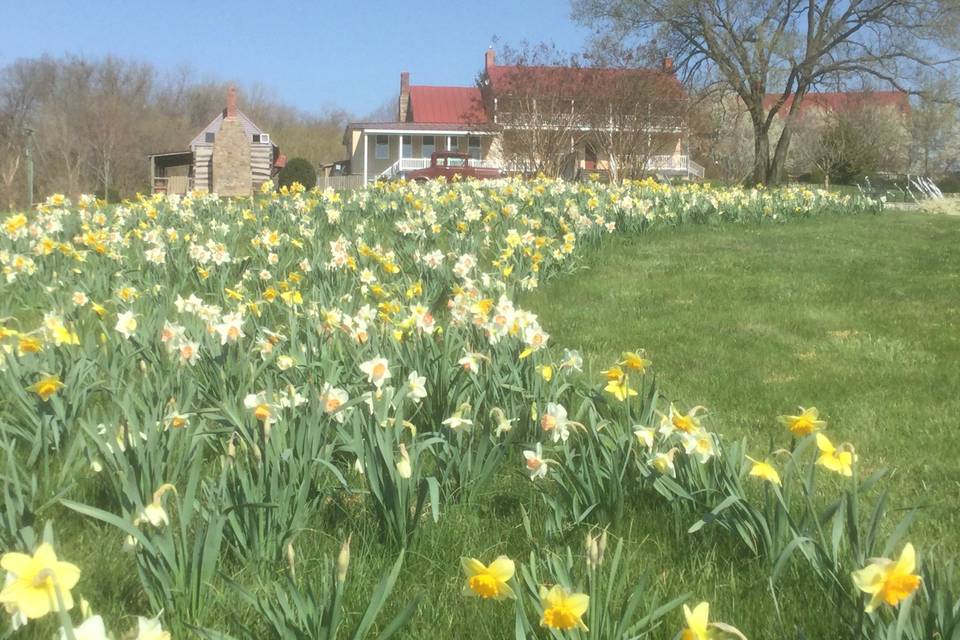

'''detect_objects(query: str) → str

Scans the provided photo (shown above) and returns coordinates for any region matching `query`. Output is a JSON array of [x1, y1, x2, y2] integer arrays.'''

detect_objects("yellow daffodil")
[[0, 543, 80, 620], [681, 601, 710, 640], [852, 543, 922, 612], [29, 375, 64, 401], [747, 457, 781, 486], [539, 584, 589, 631], [461, 556, 516, 600], [778, 406, 826, 436], [604, 371, 637, 401], [815, 433, 854, 476], [620, 350, 651, 373]]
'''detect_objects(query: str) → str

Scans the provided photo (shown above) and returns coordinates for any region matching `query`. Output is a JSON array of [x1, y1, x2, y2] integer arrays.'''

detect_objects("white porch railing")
[[372, 154, 704, 182], [377, 158, 431, 181], [376, 157, 503, 181], [645, 155, 705, 179]]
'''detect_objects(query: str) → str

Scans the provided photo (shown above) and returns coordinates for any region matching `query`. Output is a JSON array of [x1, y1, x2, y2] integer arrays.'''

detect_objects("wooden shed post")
[[362, 132, 368, 183]]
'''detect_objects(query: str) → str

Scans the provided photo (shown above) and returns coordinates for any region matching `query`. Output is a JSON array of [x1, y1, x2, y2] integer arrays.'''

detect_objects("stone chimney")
[[485, 49, 496, 72], [226, 85, 238, 118], [213, 84, 252, 196], [398, 72, 410, 122], [662, 56, 674, 74]]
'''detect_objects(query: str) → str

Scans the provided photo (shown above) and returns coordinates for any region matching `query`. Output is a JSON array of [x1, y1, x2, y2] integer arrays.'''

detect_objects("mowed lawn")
[[524, 210, 960, 559]]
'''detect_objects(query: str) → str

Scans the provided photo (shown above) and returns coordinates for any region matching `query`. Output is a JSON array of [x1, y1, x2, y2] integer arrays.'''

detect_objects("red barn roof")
[[763, 91, 910, 115], [408, 86, 488, 124]]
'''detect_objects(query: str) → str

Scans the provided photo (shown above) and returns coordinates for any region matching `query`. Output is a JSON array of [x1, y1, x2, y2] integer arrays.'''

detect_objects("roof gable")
[[408, 86, 489, 125], [190, 109, 265, 147]]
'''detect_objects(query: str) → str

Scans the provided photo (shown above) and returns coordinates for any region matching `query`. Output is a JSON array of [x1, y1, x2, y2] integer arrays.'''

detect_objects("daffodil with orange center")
[[29, 375, 64, 401], [681, 601, 709, 640], [852, 543, 922, 612], [539, 584, 589, 631], [460, 556, 516, 600]]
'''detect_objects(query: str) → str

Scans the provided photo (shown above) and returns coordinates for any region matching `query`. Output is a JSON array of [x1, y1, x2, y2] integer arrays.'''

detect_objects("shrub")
[[278, 157, 317, 190]]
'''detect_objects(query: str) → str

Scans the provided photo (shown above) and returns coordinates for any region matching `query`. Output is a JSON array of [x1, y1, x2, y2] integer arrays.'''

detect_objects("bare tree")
[[912, 74, 960, 175], [789, 96, 910, 185], [0, 58, 54, 209], [574, 0, 960, 185], [581, 66, 686, 180]]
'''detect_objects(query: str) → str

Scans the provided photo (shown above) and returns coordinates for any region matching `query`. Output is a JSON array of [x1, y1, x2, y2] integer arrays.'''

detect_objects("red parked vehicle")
[[401, 151, 504, 182]]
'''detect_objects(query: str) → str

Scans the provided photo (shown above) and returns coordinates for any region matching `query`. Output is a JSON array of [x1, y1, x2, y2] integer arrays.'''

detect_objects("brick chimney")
[[485, 48, 496, 72], [226, 85, 238, 118], [398, 71, 410, 122], [662, 56, 674, 74]]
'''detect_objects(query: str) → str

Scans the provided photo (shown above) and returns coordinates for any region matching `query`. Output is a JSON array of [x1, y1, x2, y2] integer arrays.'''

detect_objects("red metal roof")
[[408, 86, 488, 124], [763, 91, 910, 115], [487, 64, 685, 101]]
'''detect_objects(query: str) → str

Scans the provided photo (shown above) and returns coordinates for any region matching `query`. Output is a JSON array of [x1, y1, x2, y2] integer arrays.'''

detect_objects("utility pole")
[[24, 125, 35, 208]]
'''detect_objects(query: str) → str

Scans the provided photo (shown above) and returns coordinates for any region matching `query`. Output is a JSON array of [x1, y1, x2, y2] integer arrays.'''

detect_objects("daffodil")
[[747, 456, 781, 486], [852, 543, 922, 612], [540, 402, 570, 443], [658, 404, 706, 436], [0, 543, 81, 620], [132, 613, 170, 640], [359, 356, 391, 389], [29, 374, 64, 401], [604, 370, 638, 401], [62, 614, 109, 640], [778, 406, 826, 436], [815, 433, 854, 476], [539, 584, 589, 631], [681, 601, 709, 640], [396, 443, 412, 479], [115, 310, 138, 339], [650, 448, 678, 477], [461, 556, 516, 600], [135, 483, 177, 528], [523, 443, 550, 480], [620, 350, 651, 373]]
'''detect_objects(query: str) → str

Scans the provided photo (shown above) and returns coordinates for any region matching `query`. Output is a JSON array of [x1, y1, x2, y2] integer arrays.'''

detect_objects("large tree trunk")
[[768, 122, 794, 186], [751, 123, 770, 186]]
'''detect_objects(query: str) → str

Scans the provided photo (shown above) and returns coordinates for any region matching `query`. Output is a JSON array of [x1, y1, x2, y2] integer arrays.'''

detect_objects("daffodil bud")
[[336, 535, 351, 584], [586, 533, 601, 570], [286, 541, 296, 579]]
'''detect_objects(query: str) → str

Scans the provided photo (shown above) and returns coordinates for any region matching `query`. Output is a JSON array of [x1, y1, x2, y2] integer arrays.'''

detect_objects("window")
[[447, 156, 466, 167], [402, 136, 412, 158], [421, 136, 435, 158], [252, 134, 261, 143], [205, 132, 215, 143], [375, 135, 389, 160], [468, 136, 481, 160], [448, 137, 459, 151]]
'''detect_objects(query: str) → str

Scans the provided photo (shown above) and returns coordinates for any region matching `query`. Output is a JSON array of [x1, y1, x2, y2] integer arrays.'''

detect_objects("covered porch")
[[148, 150, 194, 195], [346, 124, 500, 183]]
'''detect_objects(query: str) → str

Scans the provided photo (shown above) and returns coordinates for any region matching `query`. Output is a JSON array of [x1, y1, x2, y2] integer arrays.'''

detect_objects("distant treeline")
[[0, 55, 356, 208]]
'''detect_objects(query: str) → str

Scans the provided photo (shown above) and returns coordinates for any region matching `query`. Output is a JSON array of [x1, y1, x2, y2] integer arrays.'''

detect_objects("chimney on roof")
[[662, 56, 674, 74], [226, 85, 238, 119], [398, 71, 410, 122], [485, 49, 496, 72]]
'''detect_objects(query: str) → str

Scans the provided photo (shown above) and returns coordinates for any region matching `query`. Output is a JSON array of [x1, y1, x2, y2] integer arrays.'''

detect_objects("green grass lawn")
[[524, 210, 960, 556], [520, 210, 960, 637]]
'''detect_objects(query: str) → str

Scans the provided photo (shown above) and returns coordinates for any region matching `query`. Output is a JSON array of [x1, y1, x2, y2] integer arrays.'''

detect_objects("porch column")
[[398, 134, 403, 170], [362, 132, 368, 183]]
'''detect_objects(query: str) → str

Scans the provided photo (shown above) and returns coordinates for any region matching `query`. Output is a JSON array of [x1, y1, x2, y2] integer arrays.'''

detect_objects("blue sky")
[[0, 0, 591, 116]]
